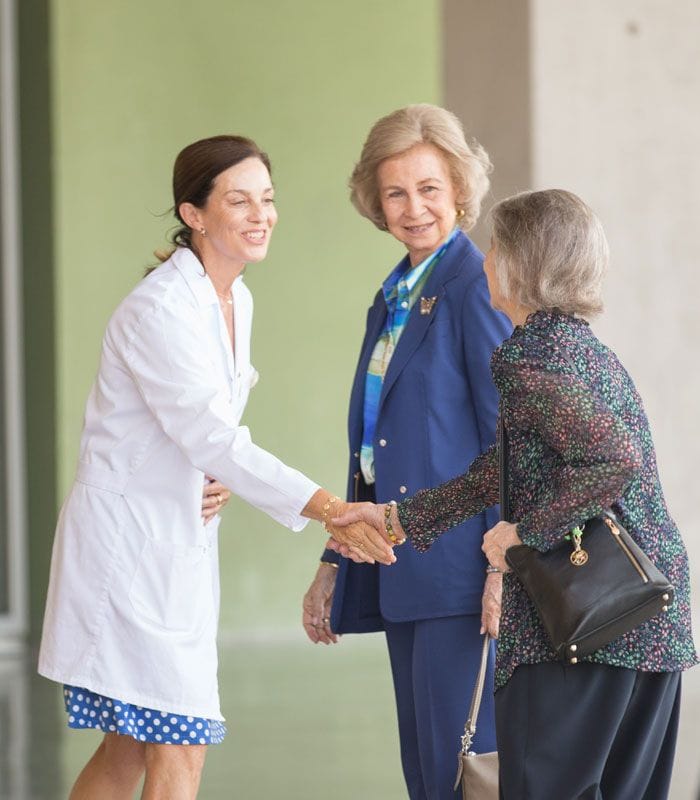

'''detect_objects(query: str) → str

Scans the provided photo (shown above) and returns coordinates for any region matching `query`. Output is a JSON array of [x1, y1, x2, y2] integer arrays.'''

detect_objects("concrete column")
[[443, 0, 532, 250], [444, 4, 700, 796]]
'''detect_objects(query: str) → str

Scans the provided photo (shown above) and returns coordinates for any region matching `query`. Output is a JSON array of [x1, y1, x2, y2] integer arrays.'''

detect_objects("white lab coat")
[[38, 247, 319, 720]]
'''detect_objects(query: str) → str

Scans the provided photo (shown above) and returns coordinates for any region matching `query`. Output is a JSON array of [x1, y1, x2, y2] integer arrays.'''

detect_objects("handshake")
[[322, 499, 407, 566]]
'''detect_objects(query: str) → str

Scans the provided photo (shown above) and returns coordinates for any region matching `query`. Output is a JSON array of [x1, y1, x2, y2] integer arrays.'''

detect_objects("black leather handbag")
[[500, 411, 674, 664]]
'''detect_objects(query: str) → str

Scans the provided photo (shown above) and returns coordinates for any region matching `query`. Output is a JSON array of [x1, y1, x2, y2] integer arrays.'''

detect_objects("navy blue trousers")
[[495, 662, 681, 800], [384, 614, 497, 800]]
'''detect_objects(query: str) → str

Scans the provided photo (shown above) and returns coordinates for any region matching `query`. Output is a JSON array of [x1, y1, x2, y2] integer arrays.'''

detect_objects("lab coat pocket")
[[128, 538, 214, 634]]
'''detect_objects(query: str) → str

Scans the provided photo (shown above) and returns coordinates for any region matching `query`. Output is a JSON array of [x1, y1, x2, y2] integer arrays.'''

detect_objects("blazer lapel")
[[347, 294, 387, 447], [378, 235, 468, 415]]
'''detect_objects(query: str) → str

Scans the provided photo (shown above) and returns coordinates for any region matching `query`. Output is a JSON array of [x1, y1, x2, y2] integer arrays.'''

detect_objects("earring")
[[456, 208, 466, 219], [200, 228, 206, 236]]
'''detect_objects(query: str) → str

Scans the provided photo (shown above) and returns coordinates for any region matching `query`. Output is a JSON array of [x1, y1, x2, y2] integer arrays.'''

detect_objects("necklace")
[[215, 290, 233, 306]]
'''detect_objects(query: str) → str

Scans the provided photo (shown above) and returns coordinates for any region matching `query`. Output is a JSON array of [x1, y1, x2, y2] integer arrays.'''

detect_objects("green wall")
[[50, 0, 440, 635]]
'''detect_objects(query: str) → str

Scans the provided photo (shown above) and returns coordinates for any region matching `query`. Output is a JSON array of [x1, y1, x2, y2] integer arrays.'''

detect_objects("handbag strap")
[[499, 406, 511, 523], [459, 633, 492, 755], [457, 403, 510, 752], [457, 407, 508, 752]]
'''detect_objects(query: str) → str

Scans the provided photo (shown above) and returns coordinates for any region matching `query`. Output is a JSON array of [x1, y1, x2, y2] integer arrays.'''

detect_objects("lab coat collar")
[[171, 247, 220, 308], [170, 247, 242, 380]]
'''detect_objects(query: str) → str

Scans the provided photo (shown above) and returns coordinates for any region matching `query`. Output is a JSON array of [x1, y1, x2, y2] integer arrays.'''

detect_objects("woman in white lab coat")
[[38, 134, 396, 800]]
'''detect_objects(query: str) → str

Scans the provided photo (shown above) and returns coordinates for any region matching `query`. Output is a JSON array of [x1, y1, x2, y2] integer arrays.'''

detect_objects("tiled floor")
[[1, 634, 698, 799]]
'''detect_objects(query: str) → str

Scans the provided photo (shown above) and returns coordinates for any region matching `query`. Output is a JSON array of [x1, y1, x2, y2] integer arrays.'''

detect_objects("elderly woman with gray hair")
[[336, 189, 697, 799], [302, 104, 511, 799]]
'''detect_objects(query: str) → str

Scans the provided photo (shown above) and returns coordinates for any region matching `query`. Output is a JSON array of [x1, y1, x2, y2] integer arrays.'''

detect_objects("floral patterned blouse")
[[397, 310, 698, 690]]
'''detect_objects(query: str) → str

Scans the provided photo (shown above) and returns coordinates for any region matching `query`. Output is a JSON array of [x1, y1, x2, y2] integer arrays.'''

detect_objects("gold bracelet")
[[321, 495, 342, 532], [320, 561, 339, 569], [385, 500, 405, 545]]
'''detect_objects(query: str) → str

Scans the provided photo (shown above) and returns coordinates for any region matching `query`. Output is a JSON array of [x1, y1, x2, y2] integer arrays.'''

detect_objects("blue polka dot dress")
[[63, 685, 227, 745]]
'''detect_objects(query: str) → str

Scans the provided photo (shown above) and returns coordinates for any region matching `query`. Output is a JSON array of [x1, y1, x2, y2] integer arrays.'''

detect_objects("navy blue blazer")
[[324, 232, 511, 633]]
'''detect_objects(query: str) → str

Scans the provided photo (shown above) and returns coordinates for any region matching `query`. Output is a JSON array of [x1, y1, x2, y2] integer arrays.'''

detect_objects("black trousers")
[[495, 662, 681, 800]]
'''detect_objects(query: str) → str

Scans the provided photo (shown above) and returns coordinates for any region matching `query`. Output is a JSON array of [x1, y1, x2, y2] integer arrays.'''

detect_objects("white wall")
[[531, 2, 700, 553]]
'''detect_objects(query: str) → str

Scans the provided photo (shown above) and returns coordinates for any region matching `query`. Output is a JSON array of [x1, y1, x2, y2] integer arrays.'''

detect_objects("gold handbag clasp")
[[570, 526, 589, 566]]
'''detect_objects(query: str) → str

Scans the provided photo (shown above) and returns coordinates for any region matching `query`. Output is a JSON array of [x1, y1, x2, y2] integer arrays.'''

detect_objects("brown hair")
[[157, 134, 271, 261]]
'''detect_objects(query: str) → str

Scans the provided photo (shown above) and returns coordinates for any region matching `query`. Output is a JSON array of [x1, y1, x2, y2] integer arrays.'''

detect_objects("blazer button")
[[399, 485, 407, 494], [379, 439, 387, 447], [354, 451, 359, 458]]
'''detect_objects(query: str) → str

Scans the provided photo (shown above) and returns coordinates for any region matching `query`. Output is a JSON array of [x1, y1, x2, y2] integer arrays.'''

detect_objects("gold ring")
[[215, 493, 222, 505], [322, 617, 329, 624]]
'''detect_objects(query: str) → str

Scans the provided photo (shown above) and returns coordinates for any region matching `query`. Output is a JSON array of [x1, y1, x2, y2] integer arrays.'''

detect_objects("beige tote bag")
[[454, 634, 499, 799]]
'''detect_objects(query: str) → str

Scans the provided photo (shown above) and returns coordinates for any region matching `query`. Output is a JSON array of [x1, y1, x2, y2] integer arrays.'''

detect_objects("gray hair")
[[349, 104, 492, 231], [490, 189, 609, 317]]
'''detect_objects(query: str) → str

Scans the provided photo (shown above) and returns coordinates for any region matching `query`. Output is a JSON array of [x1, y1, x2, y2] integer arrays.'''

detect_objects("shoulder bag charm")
[[500, 397, 674, 663], [454, 633, 499, 799]]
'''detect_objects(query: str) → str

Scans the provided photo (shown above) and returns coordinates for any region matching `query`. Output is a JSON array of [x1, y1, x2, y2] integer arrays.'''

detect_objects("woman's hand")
[[482, 521, 522, 572], [325, 503, 397, 565], [303, 491, 396, 565], [480, 571, 503, 638], [331, 501, 383, 532], [324, 537, 378, 564], [331, 502, 407, 545], [202, 477, 230, 523], [302, 557, 340, 645]]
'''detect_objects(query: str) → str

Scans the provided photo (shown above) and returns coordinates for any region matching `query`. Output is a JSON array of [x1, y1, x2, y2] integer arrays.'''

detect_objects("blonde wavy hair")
[[349, 104, 492, 232]]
